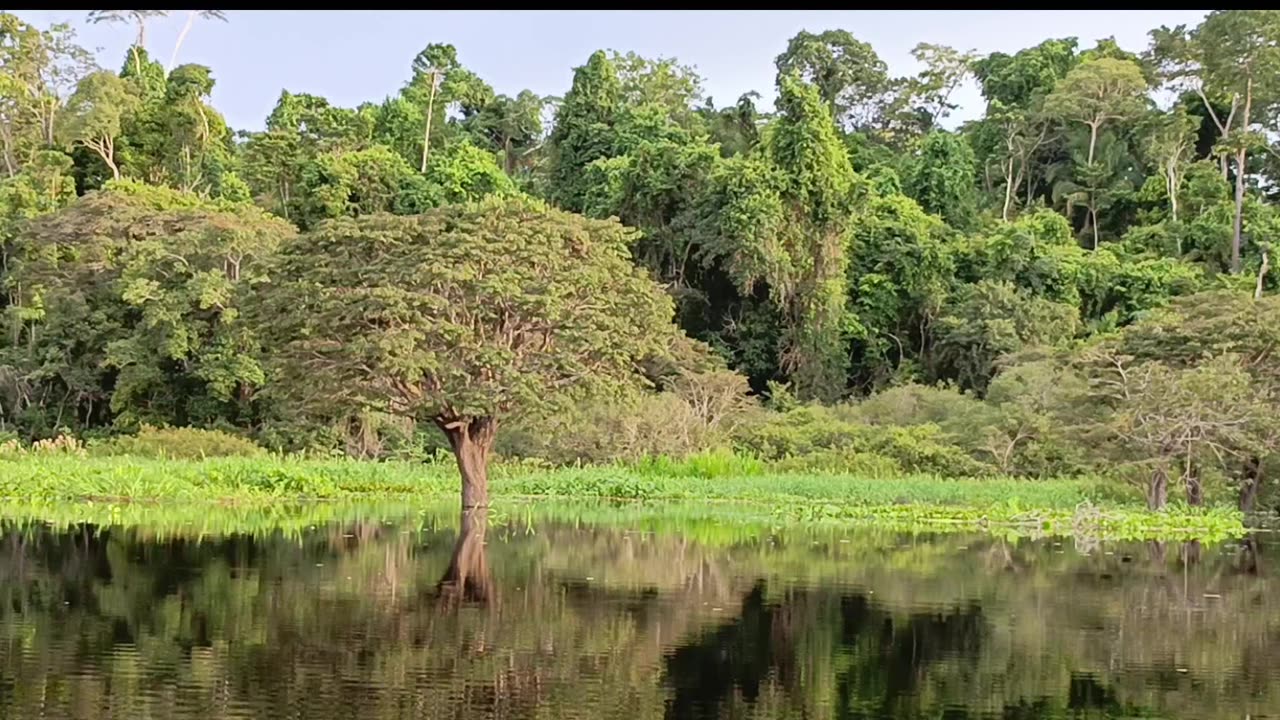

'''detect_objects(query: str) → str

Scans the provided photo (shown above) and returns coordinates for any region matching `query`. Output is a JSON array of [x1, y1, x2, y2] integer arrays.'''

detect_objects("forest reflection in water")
[[0, 504, 1277, 720]]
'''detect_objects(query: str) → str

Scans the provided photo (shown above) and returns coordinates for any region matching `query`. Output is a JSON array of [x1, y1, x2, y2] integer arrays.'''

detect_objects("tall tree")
[[703, 74, 862, 401], [547, 50, 622, 212], [1149, 11, 1280, 273], [775, 29, 889, 130], [61, 70, 138, 180], [256, 197, 678, 509], [0, 14, 94, 171], [1044, 57, 1147, 247], [85, 10, 168, 77], [1136, 107, 1197, 223]]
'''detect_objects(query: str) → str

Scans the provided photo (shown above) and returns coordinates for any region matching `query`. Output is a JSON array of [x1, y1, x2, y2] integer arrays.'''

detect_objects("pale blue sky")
[[18, 10, 1210, 132]]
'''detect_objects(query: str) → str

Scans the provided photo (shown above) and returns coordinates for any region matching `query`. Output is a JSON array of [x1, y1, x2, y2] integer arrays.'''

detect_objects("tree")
[[1044, 58, 1148, 247], [255, 197, 678, 508], [1136, 107, 1197, 222], [775, 29, 889, 130], [61, 70, 138, 180], [85, 10, 168, 77], [0, 14, 94, 172], [972, 37, 1079, 110], [904, 43, 977, 127], [610, 50, 704, 123], [701, 74, 862, 401], [847, 191, 955, 388], [931, 280, 1080, 394], [1115, 291, 1280, 510], [548, 50, 622, 212], [8, 182, 295, 432], [905, 130, 978, 229], [1149, 12, 1280, 273]]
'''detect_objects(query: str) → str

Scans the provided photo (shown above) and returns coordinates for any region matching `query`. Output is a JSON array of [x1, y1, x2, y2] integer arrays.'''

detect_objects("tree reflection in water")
[[0, 510, 1279, 719]]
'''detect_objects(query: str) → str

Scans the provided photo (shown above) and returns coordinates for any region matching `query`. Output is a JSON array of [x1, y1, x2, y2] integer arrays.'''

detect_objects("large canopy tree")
[[256, 196, 679, 508]]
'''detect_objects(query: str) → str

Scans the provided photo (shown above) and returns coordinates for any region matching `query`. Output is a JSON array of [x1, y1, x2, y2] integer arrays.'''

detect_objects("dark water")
[[1, 505, 1278, 720]]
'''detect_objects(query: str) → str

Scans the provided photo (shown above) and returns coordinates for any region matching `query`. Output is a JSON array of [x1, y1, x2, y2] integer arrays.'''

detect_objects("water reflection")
[[0, 510, 1277, 719]]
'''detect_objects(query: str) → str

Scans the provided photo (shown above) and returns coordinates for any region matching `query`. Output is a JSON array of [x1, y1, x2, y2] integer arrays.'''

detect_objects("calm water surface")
[[0, 504, 1277, 719]]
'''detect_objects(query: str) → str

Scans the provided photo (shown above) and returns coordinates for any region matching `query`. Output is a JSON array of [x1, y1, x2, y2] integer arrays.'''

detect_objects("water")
[[0, 504, 1277, 719]]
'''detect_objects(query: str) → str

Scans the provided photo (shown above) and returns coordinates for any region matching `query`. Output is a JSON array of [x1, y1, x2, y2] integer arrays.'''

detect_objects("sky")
[[17, 10, 1211, 133]]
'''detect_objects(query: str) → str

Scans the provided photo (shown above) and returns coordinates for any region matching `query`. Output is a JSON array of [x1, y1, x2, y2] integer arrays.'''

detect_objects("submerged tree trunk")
[[1240, 455, 1263, 513], [1147, 466, 1169, 511], [437, 508, 493, 605], [436, 416, 497, 509]]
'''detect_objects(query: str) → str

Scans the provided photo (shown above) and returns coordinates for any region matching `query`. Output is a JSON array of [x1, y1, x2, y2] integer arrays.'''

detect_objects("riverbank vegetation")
[[3, 11, 1280, 515]]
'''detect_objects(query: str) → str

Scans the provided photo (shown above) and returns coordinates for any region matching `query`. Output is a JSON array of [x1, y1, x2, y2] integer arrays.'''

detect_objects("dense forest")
[[3, 10, 1280, 510]]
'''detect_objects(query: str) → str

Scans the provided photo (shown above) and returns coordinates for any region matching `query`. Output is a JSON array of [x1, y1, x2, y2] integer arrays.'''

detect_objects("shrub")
[[499, 366, 759, 465], [89, 426, 266, 459], [732, 405, 992, 477]]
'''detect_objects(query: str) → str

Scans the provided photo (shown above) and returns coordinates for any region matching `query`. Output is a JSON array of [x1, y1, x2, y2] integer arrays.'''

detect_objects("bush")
[[499, 367, 759, 465], [732, 405, 992, 477], [89, 426, 266, 459]]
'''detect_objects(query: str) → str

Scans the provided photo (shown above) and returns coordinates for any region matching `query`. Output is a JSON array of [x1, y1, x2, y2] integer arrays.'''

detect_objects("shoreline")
[[0, 455, 1253, 541]]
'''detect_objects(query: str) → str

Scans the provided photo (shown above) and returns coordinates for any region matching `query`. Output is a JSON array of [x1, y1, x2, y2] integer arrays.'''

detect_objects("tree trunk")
[[1002, 157, 1015, 222], [1089, 205, 1099, 250], [168, 11, 197, 74], [1257, 249, 1271, 299], [1240, 455, 1263, 513], [1231, 81, 1252, 275], [436, 416, 497, 509], [1167, 162, 1178, 223], [1232, 146, 1247, 274], [1184, 468, 1203, 507], [420, 73, 438, 173], [1147, 466, 1169, 511], [1087, 121, 1098, 167], [437, 507, 493, 605]]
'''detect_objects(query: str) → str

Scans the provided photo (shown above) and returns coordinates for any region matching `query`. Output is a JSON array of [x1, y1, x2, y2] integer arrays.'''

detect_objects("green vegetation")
[[3, 11, 1280, 519], [0, 452, 1249, 540]]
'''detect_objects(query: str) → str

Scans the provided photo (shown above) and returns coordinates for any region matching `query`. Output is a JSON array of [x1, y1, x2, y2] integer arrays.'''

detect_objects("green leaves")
[[257, 197, 679, 428]]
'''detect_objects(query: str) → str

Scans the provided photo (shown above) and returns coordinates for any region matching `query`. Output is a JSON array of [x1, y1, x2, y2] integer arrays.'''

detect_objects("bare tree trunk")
[[437, 416, 497, 509], [437, 508, 493, 605], [1087, 122, 1098, 167], [1002, 157, 1015, 222], [1089, 205, 1099, 250], [1, 126, 15, 178], [1257, 248, 1271, 299], [1167, 162, 1178, 223], [420, 73, 439, 173], [168, 11, 197, 73], [1147, 466, 1169, 511], [1231, 81, 1252, 275], [1232, 147, 1247, 274]]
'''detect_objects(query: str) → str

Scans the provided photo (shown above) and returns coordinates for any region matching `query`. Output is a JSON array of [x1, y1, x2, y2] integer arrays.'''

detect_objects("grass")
[[0, 453, 1251, 541]]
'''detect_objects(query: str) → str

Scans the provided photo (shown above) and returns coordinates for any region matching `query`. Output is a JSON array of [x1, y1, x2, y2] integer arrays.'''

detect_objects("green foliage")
[[3, 13, 1280, 517], [774, 29, 889, 129], [972, 37, 1079, 108], [89, 425, 265, 459], [257, 196, 678, 430], [847, 191, 954, 387], [905, 130, 978, 228], [6, 185, 295, 432], [931, 280, 1081, 393], [548, 50, 622, 212]]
